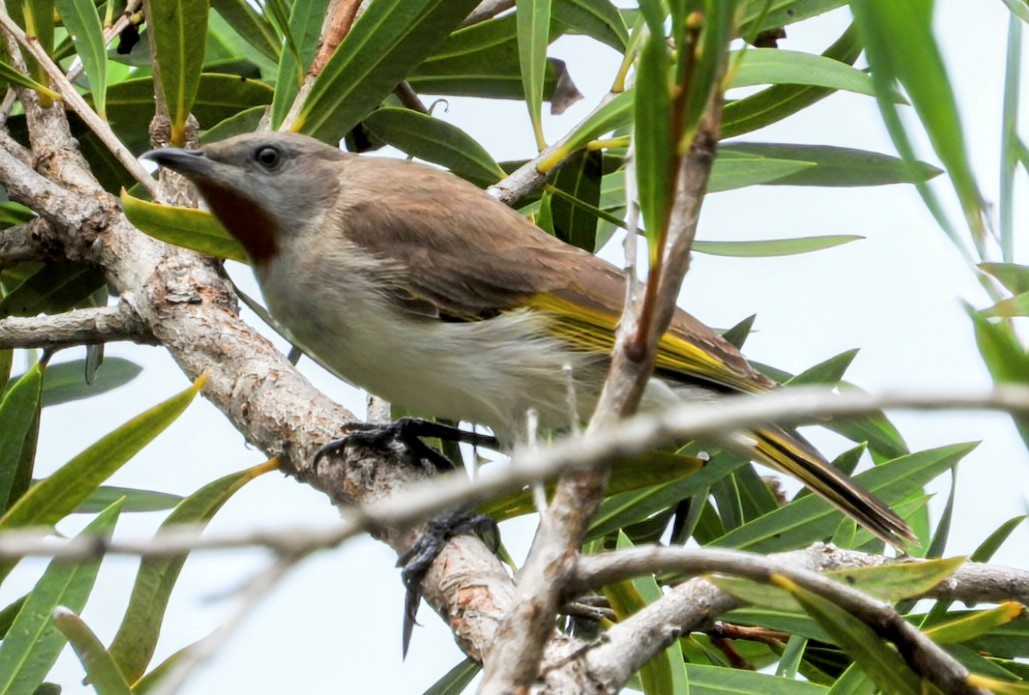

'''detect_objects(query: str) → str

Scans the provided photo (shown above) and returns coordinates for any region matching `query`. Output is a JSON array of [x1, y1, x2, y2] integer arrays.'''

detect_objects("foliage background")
[[0, 0, 1025, 693]]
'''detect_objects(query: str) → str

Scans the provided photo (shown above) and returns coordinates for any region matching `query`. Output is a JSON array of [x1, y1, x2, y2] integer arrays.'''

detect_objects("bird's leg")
[[313, 416, 500, 473], [312, 416, 502, 656], [397, 507, 499, 657]]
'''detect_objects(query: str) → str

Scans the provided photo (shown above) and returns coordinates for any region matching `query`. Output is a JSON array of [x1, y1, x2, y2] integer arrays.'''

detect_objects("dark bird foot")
[[313, 417, 499, 473], [398, 508, 500, 658]]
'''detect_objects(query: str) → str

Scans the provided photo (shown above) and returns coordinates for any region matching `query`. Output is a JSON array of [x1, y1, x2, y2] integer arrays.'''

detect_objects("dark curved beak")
[[142, 148, 213, 179]]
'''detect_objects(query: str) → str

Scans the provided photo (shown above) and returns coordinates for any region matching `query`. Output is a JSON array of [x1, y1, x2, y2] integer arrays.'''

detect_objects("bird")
[[143, 132, 915, 550]]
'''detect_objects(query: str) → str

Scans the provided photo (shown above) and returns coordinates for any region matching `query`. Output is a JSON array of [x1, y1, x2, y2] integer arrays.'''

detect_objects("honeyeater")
[[144, 132, 914, 548]]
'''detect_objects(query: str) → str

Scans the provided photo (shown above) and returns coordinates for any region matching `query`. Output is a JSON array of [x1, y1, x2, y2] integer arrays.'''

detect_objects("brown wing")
[[333, 155, 774, 392]]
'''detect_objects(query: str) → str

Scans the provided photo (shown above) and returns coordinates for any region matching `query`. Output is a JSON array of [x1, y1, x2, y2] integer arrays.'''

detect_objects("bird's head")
[[143, 132, 347, 265]]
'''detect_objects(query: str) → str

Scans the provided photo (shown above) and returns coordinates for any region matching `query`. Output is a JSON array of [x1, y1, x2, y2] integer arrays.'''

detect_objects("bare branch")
[[0, 304, 154, 349], [567, 545, 997, 695], [570, 544, 1029, 605]]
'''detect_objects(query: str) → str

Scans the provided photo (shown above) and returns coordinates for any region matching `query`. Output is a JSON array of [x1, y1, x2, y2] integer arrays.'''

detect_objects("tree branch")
[[0, 304, 154, 349], [566, 545, 997, 695]]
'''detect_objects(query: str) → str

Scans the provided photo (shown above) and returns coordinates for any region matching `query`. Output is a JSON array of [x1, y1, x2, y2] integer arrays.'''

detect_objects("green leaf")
[[774, 574, 921, 695], [210, 0, 281, 62], [147, 0, 210, 145], [409, 14, 573, 104], [54, 0, 107, 117], [712, 443, 976, 552], [550, 150, 603, 251], [979, 263, 1029, 295], [0, 201, 36, 228], [851, 0, 988, 255], [925, 603, 1025, 645], [553, 0, 628, 51], [999, 16, 1022, 261], [0, 596, 27, 640], [109, 459, 278, 681], [684, 662, 828, 694], [723, 24, 861, 138], [121, 192, 247, 263], [0, 500, 123, 695], [693, 235, 861, 258], [37, 357, 143, 407], [362, 108, 506, 185], [546, 90, 632, 167], [968, 307, 1029, 448], [709, 151, 815, 192], [589, 453, 744, 540], [984, 291, 1029, 318], [516, 0, 553, 150], [0, 376, 204, 534], [0, 56, 62, 102], [825, 556, 966, 602], [730, 48, 878, 97], [270, 0, 332, 129], [971, 515, 1025, 563], [634, 29, 674, 244], [739, 0, 848, 36], [786, 349, 859, 387], [721, 314, 756, 349], [0, 363, 42, 512], [719, 143, 941, 187], [423, 658, 481, 695], [201, 104, 267, 143], [74, 484, 182, 513], [0, 261, 107, 318], [52, 609, 133, 695], [104, 74, 273, 139], [295, 0, 483, 142]]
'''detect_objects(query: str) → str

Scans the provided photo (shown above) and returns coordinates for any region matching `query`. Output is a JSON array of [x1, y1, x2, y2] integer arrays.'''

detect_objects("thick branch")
[[0, 304, 154, 349]]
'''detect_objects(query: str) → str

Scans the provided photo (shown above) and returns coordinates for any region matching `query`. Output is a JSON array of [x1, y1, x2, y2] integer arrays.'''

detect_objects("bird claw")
[[311, 418, 501, 656], [313, 417, 499, 472], [398, 509, 499, 658]]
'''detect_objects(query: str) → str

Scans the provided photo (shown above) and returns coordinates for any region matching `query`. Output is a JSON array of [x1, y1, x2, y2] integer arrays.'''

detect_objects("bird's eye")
[[254, 146, 282, 170]]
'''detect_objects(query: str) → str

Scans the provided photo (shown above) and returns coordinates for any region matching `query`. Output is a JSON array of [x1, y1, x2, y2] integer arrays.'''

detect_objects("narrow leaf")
[[926, 603, 1025, 645], [147, 0, 210, 145], [295, 0, 483, 142], [634, 30, 674, 244], [553, 0, 628, 51], [693, 235, 861, 258], [772, 574, 921, 695], [0, 376, 205, 531], [52, 608, 133, 695], [109, 459, 278, 681], [0, 501, 123, 695], [0, 363, 43, 512], [39, 357, 143, 407], [719, 143, 941, 187], [121, 192, 247, 263], [712, 443, 976, 552], [362, 108, 506, 185], [516, 0, 554, 150], [730, 48, 879, 97], [54, 0, 107, 117]]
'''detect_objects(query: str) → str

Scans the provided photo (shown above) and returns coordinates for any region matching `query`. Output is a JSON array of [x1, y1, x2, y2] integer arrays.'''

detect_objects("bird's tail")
[[749, 426, 916, 548]]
